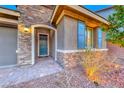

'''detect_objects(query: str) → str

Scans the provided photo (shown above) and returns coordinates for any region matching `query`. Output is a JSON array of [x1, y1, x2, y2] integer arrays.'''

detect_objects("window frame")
[[97, 27, 103, 49], [77, 21, 86, 49], [77, 21, 107, 50], [86, 27, 94, 49]]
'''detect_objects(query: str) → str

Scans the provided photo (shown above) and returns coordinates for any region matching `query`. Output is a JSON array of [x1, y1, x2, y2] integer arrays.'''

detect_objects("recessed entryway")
[[32, 26, 57, 63], [31, 24, 57, 64]]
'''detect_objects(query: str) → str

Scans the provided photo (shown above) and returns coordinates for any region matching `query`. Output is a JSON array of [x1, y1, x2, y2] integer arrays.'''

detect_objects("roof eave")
[[50, 5, 59, 24], [50, 5, 110, 25]]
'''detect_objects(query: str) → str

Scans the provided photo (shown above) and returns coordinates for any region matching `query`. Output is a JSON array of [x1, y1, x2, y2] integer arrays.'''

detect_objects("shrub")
[[80, 48, 120, 85]]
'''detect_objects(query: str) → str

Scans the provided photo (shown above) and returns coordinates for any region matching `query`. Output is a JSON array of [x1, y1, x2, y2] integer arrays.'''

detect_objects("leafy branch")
[[102, 5, 124, 47]]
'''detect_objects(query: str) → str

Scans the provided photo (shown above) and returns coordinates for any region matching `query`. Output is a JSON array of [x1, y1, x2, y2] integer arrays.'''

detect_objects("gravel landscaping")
[[6, 60, 124, 88], [1, 57, 124, 88], [7, 66, 103, 88], [99, 67, 124, 88]]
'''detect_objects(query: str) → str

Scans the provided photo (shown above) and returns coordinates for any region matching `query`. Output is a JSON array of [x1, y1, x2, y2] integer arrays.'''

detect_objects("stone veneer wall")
[[17, 5, 54, 65], [17, 24, 32, 65], [57, 51, 108, 68]]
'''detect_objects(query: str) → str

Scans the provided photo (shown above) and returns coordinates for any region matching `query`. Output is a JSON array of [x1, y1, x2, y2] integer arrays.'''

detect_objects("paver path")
[[0, 58, 63, 87]]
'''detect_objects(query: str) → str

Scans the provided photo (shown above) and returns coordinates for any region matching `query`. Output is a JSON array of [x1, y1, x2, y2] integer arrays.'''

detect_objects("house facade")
[[0, 5, 121, 68]]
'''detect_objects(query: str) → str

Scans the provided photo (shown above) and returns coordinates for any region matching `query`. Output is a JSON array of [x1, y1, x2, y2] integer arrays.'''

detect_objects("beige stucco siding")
[[50, 31, 55, 58], [64, 16, 78, 50], [93, 28, 98, 48], [57, 16, 78, 50], [102, 32, 107, 48], [57, 17, 65, 50]]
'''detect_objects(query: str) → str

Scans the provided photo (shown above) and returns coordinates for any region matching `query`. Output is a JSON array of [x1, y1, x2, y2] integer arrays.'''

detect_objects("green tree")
[[103, 5, 124, 47]]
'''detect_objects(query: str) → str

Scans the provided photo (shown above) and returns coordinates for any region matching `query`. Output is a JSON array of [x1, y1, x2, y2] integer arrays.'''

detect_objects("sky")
[[0, 5, 17, 10], [84, 5, 111, 11], [0, 5, 111, 11]]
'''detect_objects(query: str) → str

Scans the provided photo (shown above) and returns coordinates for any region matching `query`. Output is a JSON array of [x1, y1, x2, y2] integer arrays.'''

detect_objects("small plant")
[[80, 49, 103, 82], [80, 48, 120, 85]]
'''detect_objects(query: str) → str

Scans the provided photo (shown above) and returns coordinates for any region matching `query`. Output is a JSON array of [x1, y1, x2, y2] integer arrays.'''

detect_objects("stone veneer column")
[[17, 5, 54, 65], [17, 24, 32, 65]]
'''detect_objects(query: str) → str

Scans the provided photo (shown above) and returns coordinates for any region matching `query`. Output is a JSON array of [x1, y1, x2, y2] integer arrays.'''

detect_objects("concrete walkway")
[[0, 58, 63, 87]]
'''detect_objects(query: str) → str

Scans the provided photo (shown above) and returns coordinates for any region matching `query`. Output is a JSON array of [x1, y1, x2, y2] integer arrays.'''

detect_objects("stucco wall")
[[57, 16, 79, 50], [57, 17, 65, 50], [93, 28, 98, 48], [50, 31, 55, 58], [58, 16, 106, 50], [17, 5, 54, 65], [64, 16, 78, 50], [102, 32, 107, 48]]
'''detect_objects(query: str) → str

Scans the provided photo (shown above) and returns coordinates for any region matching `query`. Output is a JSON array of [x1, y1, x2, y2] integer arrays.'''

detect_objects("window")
[[86, 27, 93, 48], [97, 28, 103, 48], [77, 21, 86, 49], [77, 21, 106, 49], [77, 21, 93, 49]]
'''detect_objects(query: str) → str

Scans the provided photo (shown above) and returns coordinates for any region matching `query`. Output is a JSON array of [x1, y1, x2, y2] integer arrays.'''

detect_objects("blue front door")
[[39, 34, 48, 56]]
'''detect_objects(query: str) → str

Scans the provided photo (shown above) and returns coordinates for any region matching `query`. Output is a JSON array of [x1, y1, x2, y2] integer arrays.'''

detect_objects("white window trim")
[[57, 48, 108, 53]]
